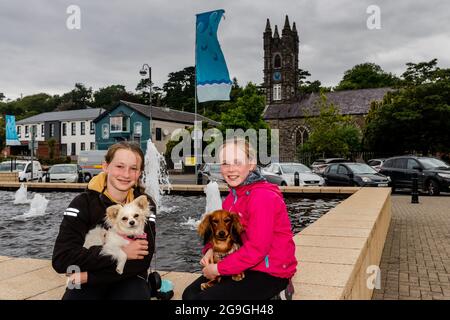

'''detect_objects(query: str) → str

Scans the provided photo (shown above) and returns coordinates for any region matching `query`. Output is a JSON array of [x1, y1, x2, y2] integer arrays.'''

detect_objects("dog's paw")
[[116, 268, 124, 275], [232, 273, 245, 281]]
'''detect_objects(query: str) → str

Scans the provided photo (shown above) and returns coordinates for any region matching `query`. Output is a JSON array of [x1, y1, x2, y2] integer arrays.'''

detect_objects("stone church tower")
[[263, 15, 299, 104]]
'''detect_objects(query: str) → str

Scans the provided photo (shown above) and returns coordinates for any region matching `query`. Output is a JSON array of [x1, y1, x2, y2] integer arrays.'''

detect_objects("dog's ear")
[[134, 195, 149, 210], [106, 204, 122, 222], [230, 213, 244, 245], [198, 213, 213, 245]]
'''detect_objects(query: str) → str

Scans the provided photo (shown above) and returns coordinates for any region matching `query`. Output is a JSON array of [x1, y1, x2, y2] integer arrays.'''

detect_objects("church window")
[[273, 84, 282, 101], [273, 54, 281, 69]]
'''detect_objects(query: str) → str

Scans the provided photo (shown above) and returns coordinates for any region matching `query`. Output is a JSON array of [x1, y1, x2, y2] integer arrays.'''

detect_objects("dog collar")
[[119, 233, 147, 241]]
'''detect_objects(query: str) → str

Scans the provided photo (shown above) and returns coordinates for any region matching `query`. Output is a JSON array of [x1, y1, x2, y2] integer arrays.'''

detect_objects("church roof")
[[263, 87, 393, 119]]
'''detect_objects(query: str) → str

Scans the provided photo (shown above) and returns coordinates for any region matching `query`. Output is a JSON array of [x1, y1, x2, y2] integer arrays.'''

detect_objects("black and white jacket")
[[52, 188, 156, 286]]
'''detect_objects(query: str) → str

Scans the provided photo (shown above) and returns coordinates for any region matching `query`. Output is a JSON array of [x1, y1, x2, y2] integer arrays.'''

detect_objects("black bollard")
[[294, 172, 300, 186], [196, 171, 203, 185], [411, 172, 419, 204]]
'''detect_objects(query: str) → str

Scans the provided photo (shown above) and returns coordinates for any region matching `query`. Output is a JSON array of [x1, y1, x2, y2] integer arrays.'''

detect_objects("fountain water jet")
[[143, 139, 171, 210], [14, 183, 30, 204], [22, 194, 49, 217]]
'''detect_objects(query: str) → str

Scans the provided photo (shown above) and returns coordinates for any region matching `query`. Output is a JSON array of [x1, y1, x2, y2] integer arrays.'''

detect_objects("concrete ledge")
[[0, 187, 390, 300], [293, 187, 392, 299]]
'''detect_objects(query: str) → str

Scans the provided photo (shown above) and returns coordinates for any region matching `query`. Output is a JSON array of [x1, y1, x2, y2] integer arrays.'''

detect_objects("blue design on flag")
[[196, 9, 232, 102], [5, 115, 20, 146]]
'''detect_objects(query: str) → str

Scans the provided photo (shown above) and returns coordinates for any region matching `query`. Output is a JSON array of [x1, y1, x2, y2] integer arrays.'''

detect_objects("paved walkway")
[[372, 195, 450, 300]]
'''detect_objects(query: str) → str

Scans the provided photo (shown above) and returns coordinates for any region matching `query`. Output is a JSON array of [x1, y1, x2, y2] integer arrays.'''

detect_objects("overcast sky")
[[1, 0, 450, 101]]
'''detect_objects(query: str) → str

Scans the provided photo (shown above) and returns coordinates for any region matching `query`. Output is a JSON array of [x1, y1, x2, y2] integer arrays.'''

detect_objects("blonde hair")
[[218, 137, 257, 165]]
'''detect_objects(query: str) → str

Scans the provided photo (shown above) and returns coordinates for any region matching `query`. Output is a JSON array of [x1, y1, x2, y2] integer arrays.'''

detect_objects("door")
[[336, 165, 352, 186], [391, 158, 407, 187], [405, 158, 423, 189], [324, 164, 339, 185]]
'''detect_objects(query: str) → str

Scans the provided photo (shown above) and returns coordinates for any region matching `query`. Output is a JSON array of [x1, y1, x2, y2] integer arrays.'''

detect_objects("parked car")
[[379, 156, 450, 196], [78, 150, 107, 182], [323, 162, 391, 187], [264, 162, 325, 186], [367, 158, 387, 172], [311, 158, 349, 174], [0, 160, 43, 182], [45, 164, 84, 183], [199, 163, 288, 186]]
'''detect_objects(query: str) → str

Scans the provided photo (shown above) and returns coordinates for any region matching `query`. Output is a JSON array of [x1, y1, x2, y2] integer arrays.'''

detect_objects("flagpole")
[[194, 16, 199, 182]]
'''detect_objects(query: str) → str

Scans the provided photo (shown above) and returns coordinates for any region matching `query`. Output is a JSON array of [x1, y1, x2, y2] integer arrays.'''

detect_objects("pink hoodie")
[[214, 181, 297, 279]]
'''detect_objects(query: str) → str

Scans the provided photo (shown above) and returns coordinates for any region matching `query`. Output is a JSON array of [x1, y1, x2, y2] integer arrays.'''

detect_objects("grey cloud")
[[1, 0, 449, 100]]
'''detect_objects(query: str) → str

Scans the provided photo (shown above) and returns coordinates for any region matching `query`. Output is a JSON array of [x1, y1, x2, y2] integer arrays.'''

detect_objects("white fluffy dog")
[[84, 195, 150, 274]]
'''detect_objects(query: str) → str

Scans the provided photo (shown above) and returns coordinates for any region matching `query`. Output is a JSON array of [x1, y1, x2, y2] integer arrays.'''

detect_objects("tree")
[[161, 66, 195, 112], [58, 83, 93, 110], [334, 62, 400, 91], [401, 58, 439, 86], [93, 85, 140, 110], [0, 92, 5, 102], [363, 59, 450, 154], [300, 93, 361, 157], [298, 69, 330, 95], [219, 83, 268, 132]]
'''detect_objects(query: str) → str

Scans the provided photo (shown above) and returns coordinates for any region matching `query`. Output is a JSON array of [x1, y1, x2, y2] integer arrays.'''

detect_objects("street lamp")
[[139, 64, 152, 141]]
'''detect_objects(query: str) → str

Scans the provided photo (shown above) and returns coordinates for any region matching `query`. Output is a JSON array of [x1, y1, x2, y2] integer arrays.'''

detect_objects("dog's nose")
[[218, 231, 225, 238], [129, 220, 135, 226]]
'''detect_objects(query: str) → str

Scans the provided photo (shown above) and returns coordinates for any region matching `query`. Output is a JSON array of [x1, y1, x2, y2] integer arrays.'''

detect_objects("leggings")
[[62, 276, 151, 300], [182, 271, 289, 300]]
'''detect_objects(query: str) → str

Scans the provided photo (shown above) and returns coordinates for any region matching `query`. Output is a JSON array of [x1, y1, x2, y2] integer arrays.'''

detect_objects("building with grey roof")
[[15, 108, 105, 158], [263, 16, 392, 161]]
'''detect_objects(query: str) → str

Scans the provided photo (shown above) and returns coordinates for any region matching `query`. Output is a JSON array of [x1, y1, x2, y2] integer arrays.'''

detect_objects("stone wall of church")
[[266, 114, 366, 161]]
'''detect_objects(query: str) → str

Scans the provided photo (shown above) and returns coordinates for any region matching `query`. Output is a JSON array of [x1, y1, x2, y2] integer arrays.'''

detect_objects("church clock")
[[273, 71, 281, 81]]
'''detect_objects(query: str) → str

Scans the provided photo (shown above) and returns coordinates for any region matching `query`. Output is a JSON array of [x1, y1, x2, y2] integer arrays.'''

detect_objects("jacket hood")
[[232, 169, 283, 199]]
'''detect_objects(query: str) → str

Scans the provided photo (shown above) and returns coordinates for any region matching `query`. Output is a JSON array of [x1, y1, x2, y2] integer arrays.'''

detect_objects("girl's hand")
[[202, 263, 220, 280], [67, 272, 88, 285], [122, 239, 148, 260], [200, 248, 214, 267]]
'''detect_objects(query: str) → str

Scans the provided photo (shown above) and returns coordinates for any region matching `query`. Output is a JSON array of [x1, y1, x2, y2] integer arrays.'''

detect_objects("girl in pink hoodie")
[[183, 138, 297, 300]]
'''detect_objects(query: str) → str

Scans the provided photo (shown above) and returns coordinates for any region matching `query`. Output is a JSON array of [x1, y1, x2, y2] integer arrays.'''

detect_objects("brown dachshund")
[[198, 209, 245, 290]]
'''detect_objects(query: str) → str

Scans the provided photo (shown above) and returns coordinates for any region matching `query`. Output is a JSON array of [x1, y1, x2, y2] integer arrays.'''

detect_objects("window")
[[337, 165, 349, 175], [71, 143, 76, 156], [273, 54, 281, 69], [156, 128, 162, 141], [80, 122, 85, 135], [273, 84, 282, 101], [71, 123, 76, 135], [90, 121, 95, 134], [17, 126, 21, 138], [110, 117, 122, 132], [407, 159, 420, 170], [49, 123, 55, 137], [41, 124, 44, 137], [90, 142, 95, 150], [102, 123, 109, 139], [393, 158, 407, 169], [80, 142, 85, 151], [25, 125, 29, 137], [62, 123, 67, 136], [134, 122, 142, 136], [32, 125, 37, 137], [327, 164, 338, 174]]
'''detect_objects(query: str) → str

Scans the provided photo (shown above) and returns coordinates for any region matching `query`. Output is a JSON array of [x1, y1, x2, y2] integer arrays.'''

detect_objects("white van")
[[0, 160, 43, 182]]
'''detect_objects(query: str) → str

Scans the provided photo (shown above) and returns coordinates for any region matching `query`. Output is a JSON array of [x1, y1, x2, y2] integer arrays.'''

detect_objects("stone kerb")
[[292, 187, 391, 299]]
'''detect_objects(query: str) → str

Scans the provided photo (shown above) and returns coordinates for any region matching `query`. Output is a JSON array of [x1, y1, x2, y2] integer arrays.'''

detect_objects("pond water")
[[0, 190, 342, 272]]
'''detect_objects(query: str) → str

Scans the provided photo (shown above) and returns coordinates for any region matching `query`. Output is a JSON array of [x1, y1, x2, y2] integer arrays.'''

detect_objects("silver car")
[[46, 164, 84, 183], [265, 162, 325, 186]]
